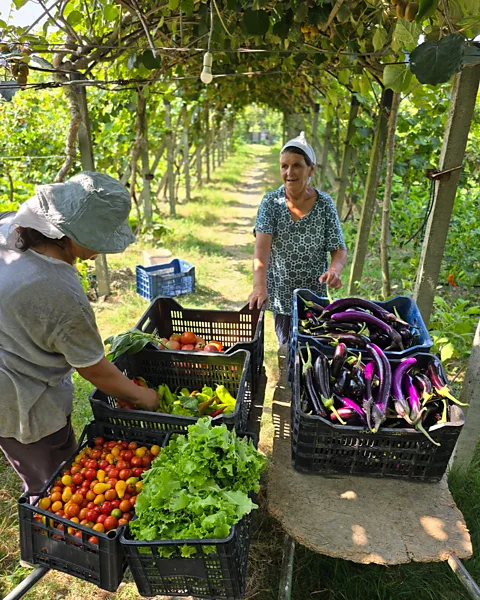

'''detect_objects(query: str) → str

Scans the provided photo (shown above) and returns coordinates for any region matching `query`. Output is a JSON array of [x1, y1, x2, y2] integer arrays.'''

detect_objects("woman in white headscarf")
[[248, 133, 348, 345]]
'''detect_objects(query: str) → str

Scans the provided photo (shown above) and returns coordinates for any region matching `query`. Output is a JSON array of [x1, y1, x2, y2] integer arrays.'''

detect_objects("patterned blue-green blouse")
[[254, 185, 346, 315]]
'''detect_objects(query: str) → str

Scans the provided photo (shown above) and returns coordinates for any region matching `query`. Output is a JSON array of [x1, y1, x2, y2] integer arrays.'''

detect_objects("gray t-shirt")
[[0, 219, 104, 443]]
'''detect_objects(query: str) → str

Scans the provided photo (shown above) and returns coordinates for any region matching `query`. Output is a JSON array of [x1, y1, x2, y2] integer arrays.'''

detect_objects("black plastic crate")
[[135, 297, 265, 397], [288, 289, 434, 384], [90, 348, 251, 432], [120, 429, 257, 599], [18, 421, 168, 591], [291, 342, 465, 482]]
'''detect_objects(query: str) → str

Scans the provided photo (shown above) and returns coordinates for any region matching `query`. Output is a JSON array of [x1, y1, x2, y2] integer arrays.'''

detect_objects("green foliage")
[[429, 296, 480, 362], [410, 34, 465, 85]]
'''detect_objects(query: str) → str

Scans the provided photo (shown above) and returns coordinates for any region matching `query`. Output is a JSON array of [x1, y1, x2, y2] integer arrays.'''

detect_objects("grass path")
[[1, 144, 479, 599]]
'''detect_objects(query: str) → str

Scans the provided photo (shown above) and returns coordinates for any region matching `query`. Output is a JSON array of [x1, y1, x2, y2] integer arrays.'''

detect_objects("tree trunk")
[[317, 121, 332, 188], [348, 88, 394, 295], [164, 98, 176, 217], [381, 92, 401, 299], [70, 72, 109, 297], [336, 95, 360, 218], [54, 85, 81, 183], [311, 103, 320, 162], [196, 144, 202, 187], [211, 117, 216, 172], [182, 120, 191, 202], [414, 64, 480, 325], [134, 89, 152, 223], [205, 103, 211, 183]]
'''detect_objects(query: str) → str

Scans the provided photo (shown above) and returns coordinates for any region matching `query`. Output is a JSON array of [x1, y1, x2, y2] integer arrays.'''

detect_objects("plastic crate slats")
[[136, 259, 195, 300], [291, 341, 464, 482]]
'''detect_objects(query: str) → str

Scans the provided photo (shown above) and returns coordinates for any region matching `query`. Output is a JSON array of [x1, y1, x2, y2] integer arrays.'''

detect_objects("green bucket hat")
[[26, 171, 136, 254]]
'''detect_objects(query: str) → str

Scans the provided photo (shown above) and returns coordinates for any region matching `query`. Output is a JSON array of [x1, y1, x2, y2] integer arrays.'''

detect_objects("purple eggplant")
[[362, 361, 375, 430], [331, 343, 347, 377], [333, 368, 348, 396], [338, 396, 367, 424], [413, 372, 434, 403], [322, 297, 409, 326], [313, 352, 346, 424], [365, 343, 392, 432], [301, 344, 328, 418], [298, 295, 325, 316], [316, 320, 363, 334], [391, 357, 417, 424], [331, 311, 404, 350], [330, 407, 357, 423], [403, 372, 441, 446], [427, 357, 468, 406], [306, 310, 320, 326]]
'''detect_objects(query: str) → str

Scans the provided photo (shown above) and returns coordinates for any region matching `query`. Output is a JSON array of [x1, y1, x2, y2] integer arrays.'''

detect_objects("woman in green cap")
[[0, 172, 158, 495], [248, 133, 347, 344]]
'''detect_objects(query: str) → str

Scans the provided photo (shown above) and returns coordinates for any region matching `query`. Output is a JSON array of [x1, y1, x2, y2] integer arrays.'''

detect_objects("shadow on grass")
[[185, 283, 232, 307], [175, 234, 228, 257]]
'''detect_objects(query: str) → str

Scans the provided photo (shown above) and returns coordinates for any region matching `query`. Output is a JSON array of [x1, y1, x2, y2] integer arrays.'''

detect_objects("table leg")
[[3, 567, 49, 600], [448, 554, 480, 600], [278, 534, 295, 600]]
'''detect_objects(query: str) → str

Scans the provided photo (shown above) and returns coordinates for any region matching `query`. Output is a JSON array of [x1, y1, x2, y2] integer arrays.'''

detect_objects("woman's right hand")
[[248, 286, 268, 310], [134, 387, 159, 412]]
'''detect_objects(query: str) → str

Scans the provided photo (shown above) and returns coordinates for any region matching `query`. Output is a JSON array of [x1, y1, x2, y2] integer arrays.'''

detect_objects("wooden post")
[[311, 103, 320, 164], [164, 98, 176, 217], [381, 92, 401, 299], [182, 120, 191, 202], [196, 144, 202, 187], [211, 116, 216, 172], [336, 95, 360, 218], [451, 319, 480, 468], [71, 72, 110, 297], [137, 89, 152, 223], [205, 103, 211, 183], [317, 121, 332, 188], [348, 88, 393, 295], [414, 65, 480, 324]]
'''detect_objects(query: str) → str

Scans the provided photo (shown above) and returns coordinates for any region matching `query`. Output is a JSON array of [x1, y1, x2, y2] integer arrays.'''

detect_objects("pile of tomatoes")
[[34, 436, 161, 545], [158, 331, 224, 353]]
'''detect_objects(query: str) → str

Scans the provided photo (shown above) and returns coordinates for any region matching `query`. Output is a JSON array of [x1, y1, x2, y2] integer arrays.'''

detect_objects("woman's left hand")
[[319, 267, 342, 290]]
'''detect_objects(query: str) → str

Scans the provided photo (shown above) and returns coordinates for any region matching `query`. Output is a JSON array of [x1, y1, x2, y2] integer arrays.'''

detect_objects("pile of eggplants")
[[298, 296, 421, 351], [300, 342, 467, 445]]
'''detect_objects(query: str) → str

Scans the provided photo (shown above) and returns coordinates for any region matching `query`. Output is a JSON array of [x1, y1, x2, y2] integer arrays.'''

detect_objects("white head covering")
[[13, 202, 64, 239], [281, 131, 316, 165]]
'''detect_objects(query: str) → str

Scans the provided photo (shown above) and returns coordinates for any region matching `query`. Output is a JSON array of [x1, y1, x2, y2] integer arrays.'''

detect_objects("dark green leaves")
[[13, 0, 29, 8], [104, 330, 163, 361], [243, 9, 270, 36], [142, 50, 161, 70], [66, 10, 83, 26], [410, 34, 466, 85]]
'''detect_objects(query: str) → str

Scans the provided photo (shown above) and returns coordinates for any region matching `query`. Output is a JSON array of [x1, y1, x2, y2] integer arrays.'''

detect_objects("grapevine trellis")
[[0, 0, 479, 315]]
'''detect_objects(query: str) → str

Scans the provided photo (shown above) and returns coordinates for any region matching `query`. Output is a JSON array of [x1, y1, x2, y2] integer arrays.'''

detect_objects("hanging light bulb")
[[200, 51, 213, 84]]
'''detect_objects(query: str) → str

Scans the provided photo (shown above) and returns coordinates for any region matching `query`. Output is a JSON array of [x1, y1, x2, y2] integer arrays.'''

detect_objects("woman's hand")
[[134, 387, 159, 412], [248, 285, 268, 310], [319, 267, 342, 290]]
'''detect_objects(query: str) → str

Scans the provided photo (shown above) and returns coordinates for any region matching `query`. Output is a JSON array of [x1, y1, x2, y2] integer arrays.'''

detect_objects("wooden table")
[[267, 347, 477, 599]]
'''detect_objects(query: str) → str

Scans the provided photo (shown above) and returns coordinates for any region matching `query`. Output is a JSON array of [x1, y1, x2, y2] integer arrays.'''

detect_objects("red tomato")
[[87, 502, 96, 509], [79, 457, 88, 467], [121, 512, 132, 522], [121, 441, 129, 449], [119, 469, 133, 481], [86, 508, 100, 522], [86, 460, 98, 470], [88, 536, 99, 545], [169, 333, 182, 343], [180, 331, 197, 345], [118, 518, 129, 526], [65, 504, 80, 518], [85, 490, 96, 501], [96, 513, 107, 524], [84, 469, 96, 481], [119, 499, 132, 513], [98, 460, 109, 470], [129, 496, 137, 507], [100, 502, 112, 515], [75, 530, 83, 539], [94, 437, 104, 447], [104, 489, 117, 501], [105, 441, 116, 449], [208, 340, 223, 351], [109, 468, 119, 479], [116, 460, 127, 471], [72, 473, 84, 486], [128, 442, 138, 452], [71, 464, 81, 475], [79, 508, 89, 521], [90, 449, 101, 460], [141, 456, 151, 468], [131, 456, 142, 468], [204, 344, 220, 353], [121, 450, 133, 462], [110, 500, 120, 509], [181, 344, 195, 351], [107, 478, 118, 487], [103, 516, 118, 531], [133, 468, 144, 478]]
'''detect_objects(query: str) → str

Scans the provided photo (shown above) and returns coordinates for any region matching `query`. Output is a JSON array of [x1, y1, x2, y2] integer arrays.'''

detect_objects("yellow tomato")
[[38, 497, 51, 510], [150, 445, 160, 457], [61, 475, 73, 486]]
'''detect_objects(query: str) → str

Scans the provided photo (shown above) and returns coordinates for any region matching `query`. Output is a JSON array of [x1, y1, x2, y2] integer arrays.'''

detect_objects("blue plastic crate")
[[136, 259, 195, 300], [288, 289, 433, 384]]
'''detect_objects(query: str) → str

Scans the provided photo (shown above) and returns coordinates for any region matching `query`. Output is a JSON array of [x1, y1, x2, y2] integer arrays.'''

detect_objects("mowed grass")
[[0, 143, 479, 599]]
